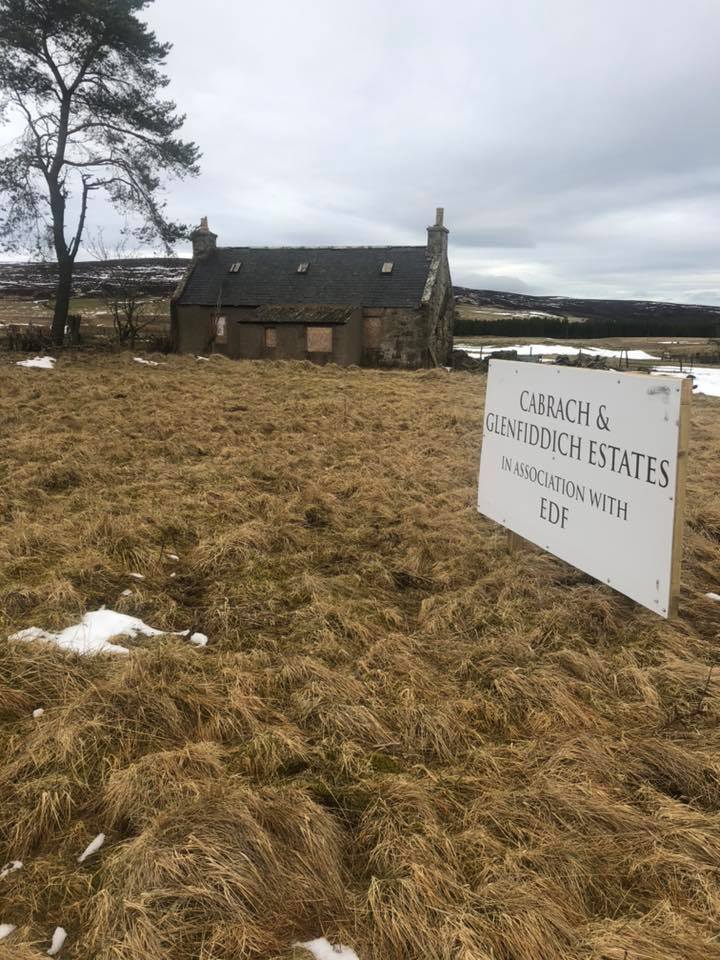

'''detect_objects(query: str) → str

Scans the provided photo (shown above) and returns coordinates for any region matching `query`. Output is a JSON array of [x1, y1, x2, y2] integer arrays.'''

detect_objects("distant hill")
[[455, 286, 720, 334], [0, 258, 190, 298], [1, 260, 718, 335]]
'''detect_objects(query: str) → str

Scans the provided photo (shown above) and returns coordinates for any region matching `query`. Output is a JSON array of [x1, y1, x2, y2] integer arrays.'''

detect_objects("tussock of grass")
[[84, 784, 348, 959], [1, 353, 719, 958]]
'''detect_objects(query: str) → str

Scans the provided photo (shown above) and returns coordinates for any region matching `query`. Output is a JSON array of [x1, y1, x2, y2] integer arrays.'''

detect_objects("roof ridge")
[[215, 245, 427, 252]]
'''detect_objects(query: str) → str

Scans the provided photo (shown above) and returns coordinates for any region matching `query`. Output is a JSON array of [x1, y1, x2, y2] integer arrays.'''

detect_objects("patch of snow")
[[706, 593, 720, 602], [651, 366, 720, 398], [11, 627, 56, 643], [168, 554, 179, 561], [9, 610, 168, 655], [486, 309, 561, 319], [10, 609, 208, 656], [47, 927, 67, 956], [189, 632, 208, 647], [596, 347, 659, 360], [0, 861, 22, 880], [129, 572, 145, 580], [170, 572, 177, 578], [294, 938, 360, 960], [78, 833, 105, 863], [456, 343, 660, 360], [195, 355, 210, 361], [33, 708, 44, 718], [133, 357, 160, 367], [0, 924, 16, 941], [16, 356, 56, 369], [121, 589, 132, 597]]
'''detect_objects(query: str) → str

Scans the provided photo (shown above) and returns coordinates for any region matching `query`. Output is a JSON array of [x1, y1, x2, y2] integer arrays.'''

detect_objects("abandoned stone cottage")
[[170, 210, 454, 367]]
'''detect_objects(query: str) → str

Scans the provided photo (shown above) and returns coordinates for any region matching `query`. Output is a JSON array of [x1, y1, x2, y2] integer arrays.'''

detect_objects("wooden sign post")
[[668, 376, 692, 618]]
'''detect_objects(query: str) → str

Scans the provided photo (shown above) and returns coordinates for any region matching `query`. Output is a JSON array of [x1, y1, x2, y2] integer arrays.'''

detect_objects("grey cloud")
[[8, 0, 719, 305]]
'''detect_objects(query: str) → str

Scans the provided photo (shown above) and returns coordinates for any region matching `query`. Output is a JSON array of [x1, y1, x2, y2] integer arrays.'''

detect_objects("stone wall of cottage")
[[359, 262, 454, 368], [424, 259, 455, 365], [422, 208, 455, 365], [174, 304, 363, 365], [361, 307, 429, 368]]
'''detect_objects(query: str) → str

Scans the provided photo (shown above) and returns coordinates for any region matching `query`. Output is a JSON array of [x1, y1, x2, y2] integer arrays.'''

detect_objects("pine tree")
[[0, 0, 200, 343]]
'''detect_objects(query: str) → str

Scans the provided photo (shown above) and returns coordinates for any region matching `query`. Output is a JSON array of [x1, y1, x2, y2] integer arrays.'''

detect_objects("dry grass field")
[[0, 298, 171, 344], [1, 353, 720, 960]]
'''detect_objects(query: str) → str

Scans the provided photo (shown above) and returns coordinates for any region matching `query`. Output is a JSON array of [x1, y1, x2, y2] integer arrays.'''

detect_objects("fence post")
[[65, 314, 81, 346]]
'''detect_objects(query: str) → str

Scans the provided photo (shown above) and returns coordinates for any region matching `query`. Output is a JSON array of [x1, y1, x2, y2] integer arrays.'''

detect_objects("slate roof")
[[176, 246, 432, 309]]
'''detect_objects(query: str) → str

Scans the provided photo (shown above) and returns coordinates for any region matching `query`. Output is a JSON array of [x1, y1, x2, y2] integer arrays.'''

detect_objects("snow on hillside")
[[0, 258, 189, 297], [455, 342, 660, 360], [454, 286, 720, 326]]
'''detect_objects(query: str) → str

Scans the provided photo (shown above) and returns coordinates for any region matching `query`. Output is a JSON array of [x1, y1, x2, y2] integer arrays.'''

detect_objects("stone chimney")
[[190, 216, 217, 259], [427, 207, 449, 260]]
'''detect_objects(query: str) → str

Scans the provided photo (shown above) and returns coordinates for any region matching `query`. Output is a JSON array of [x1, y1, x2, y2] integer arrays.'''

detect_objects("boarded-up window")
[[265, 326, 277, 348], [306, 326, 332, 353], [215, 316, 227, 343], [364, 316, 382, 349]]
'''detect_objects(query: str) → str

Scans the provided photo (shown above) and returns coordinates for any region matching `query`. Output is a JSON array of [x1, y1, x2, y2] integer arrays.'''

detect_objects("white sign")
[[477, 360, 689, 617]]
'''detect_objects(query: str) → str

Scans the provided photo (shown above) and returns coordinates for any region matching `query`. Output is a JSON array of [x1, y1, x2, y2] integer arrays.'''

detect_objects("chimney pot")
[[427, 206, 449, 260], [191, 216, 217, 259]]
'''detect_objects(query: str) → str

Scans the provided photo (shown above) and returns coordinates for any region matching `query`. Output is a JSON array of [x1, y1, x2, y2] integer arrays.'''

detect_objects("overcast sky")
[[4, 0, 720, 303]]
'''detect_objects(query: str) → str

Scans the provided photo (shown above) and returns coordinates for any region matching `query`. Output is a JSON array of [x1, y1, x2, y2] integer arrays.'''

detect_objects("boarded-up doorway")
[[264, 326, 277, 357]]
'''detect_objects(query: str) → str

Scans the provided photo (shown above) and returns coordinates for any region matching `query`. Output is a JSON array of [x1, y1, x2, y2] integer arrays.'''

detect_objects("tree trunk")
[[51, 258, 73, 345]]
